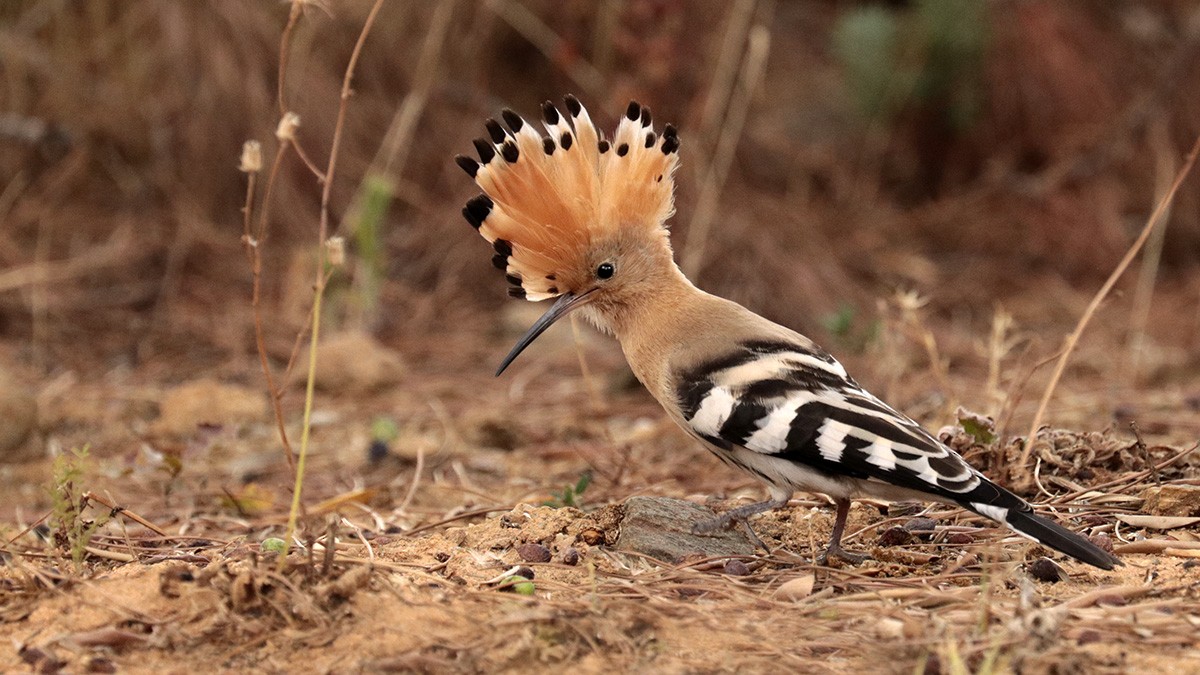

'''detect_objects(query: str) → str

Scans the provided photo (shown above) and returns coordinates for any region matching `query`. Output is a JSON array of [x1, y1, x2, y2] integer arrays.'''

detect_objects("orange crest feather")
[[457, 96, 680, 301]]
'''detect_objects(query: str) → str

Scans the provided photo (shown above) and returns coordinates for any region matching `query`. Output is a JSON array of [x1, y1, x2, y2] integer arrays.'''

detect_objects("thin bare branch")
[[1021, 134, 1200, 472]]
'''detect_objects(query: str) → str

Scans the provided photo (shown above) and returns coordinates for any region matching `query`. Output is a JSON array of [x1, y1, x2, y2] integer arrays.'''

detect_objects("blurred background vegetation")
[[2, 0, 1199, 376]]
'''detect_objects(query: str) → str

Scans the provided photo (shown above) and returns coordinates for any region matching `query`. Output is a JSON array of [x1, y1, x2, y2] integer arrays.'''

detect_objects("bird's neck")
[[604, 261, 727, 399]]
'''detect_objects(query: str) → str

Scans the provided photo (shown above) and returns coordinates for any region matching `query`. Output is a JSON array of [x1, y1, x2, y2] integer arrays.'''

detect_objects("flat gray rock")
[[615, 496, 755, 562]]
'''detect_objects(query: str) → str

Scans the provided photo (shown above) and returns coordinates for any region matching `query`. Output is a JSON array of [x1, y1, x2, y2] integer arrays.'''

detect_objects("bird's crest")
[[456, 96, 680, 301]]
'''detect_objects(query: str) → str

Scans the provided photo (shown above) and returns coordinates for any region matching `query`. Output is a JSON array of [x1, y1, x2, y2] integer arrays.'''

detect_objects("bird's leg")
[[817, 498, 871, 565]]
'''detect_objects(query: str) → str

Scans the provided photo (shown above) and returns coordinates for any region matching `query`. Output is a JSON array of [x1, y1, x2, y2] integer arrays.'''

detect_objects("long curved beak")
[[495, 290, 596, 376]]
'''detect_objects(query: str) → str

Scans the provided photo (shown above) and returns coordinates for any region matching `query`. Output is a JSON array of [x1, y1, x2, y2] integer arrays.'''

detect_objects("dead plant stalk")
[[241, 139, 295, 469], [283, 0, 387, 566], [1020, 135, 1200, 473]]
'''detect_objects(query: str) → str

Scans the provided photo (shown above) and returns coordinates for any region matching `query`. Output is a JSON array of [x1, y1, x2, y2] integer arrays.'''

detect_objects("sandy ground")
[[2, 308, 1200, 673]]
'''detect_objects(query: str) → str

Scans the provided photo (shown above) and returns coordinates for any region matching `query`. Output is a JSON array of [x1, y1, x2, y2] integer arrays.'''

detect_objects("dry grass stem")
[[681, 20, 772, 278], [485, 0, 605, 97], [374, 0, 455, 179], [1125, 117, 1175, 381]]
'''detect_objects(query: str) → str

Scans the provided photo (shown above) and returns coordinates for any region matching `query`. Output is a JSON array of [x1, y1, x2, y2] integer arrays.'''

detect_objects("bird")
[[453, 95, 1121, 570]]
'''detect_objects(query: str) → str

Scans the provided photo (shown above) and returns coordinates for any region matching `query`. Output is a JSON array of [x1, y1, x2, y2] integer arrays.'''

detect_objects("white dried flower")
[[276, 112, 301, 142], [239, 140, 262, 173], [325, 236, 346, 267]]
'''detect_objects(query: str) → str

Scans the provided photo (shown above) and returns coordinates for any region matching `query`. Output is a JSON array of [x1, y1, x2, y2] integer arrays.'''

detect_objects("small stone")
[[579, 528, 605, 546], [1089, 532, 1114, 553], [878, 526, 912, 546], [614, 496, 755, 562], [87, 657, 118, 673], [723, 559, 751, 576], [948, 532, 974, 545], [904, 517, 938, 533], [561, 547, 580, 566], [1141, 485, 1200, 517], [1027, 557, 1064, 583], [1076, 629, 1102, 646], [512, 566, 535, 580], [517, 543, 552, 563], [433, 552, 450, 563]]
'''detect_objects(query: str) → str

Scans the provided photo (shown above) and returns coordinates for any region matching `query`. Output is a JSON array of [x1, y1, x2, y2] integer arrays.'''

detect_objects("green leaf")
[[958, 413, 996, 445]]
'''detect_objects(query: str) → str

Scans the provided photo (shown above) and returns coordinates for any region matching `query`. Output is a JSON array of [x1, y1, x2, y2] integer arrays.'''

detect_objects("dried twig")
[[276, 1, 326, 181], [81, 492, 167, 537], [241, 135, 296, 469], [1129, 421, 1160, 487], [284, 0, 388, 566], [1021, 135, 1200, 473]]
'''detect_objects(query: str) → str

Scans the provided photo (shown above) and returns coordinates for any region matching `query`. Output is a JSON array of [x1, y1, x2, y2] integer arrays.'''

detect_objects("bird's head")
[[455, 96, 681, 375]]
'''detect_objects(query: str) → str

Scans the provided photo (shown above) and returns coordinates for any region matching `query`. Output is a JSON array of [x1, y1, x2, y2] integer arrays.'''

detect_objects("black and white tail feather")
[[676, 339, 1121, 570]]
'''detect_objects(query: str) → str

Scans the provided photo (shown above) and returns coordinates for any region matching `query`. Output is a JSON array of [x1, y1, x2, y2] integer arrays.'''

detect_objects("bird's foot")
[[691, 498, 785, 535], [817, 543, 871, 566], [692, 511, 738, 535]]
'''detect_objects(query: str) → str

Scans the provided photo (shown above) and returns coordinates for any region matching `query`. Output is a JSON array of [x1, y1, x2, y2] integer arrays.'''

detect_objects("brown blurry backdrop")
[[2, 0, 1199, 374], [5, 6, 1200, 671]]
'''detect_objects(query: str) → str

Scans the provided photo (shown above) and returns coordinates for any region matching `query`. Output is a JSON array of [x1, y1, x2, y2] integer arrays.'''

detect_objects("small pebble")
[[517, 543, 552, 563], [1027, 556, 1063, 583], [513, 566, 535, 580], [561, 547, 580, 566], [904, 517, 938, 535], [367, 439, 390, 464], [947, 532, 973, 545], [1089, 532, 1114, 553], [878, 526, 912, 546], [579, 528, 604, 545], [433, 552, 450, 563], [87, 657, 118, 674], [723, 559, 751, 576], [1076, 629, 1102, 646]]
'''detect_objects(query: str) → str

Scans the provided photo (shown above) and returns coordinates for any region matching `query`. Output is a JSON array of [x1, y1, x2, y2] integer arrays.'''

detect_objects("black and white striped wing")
[[675, 340, 1011, 511], [673, 339, 1122, 570]]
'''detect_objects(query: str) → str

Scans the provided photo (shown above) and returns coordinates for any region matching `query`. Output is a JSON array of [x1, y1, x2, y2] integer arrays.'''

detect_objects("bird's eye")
[[596, 262, 615, 280]]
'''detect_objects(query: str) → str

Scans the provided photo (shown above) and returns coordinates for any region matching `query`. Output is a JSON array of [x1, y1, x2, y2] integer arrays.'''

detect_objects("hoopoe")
[[454, 96, 1120, 570]]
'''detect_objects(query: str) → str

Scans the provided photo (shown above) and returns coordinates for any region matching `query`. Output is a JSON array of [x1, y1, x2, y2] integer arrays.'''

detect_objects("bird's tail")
[[966, 499, 1121, 570]]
